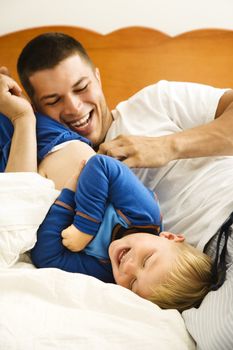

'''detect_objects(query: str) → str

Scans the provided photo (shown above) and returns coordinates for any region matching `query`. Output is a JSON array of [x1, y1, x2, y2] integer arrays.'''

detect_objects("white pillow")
[[0, 172, 59, 267]]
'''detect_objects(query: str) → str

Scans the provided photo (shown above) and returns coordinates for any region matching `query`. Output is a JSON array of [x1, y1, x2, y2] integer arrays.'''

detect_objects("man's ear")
[[159, 232, 185, 242], [95, 67, 102, 87]]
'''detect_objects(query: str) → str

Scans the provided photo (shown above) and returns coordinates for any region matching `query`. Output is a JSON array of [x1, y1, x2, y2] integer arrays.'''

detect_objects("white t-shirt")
[[106, 80, 233, 250]]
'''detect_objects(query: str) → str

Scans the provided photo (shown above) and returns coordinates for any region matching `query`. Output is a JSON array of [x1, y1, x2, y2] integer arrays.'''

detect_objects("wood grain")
[[1, 26, 233, 108]]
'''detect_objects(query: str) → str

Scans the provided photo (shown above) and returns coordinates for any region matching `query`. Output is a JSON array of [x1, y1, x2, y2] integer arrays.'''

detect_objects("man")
[[1, 32, 233, 350]]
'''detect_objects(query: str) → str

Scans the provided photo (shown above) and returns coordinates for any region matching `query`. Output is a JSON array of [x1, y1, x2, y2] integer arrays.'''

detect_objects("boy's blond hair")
[[149, 242, 212, 312]]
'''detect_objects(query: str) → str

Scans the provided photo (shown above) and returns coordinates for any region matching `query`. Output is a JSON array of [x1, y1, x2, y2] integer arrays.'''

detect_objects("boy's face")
[[29, 54, 113, 146], [109, 232, 184, 298]]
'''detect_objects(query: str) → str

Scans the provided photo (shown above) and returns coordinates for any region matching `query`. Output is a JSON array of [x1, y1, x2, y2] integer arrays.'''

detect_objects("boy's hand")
[[61, 224, 93, 252]]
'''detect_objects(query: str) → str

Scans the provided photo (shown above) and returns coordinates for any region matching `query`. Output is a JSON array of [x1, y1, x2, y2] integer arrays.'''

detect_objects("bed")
[[1, 25, 233, 350]]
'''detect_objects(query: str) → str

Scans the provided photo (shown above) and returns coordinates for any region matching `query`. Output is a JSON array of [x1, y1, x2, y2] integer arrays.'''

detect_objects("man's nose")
[[64, 95, 83, 114]]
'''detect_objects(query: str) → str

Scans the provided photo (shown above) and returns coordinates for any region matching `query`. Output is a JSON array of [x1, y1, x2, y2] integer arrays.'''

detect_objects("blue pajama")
[[0, 112, 91, 171], [31, 154, 163, 282]]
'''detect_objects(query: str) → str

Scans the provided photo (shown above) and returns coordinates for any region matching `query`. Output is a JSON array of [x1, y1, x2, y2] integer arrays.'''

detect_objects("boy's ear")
[[159, 232, 185, 242]]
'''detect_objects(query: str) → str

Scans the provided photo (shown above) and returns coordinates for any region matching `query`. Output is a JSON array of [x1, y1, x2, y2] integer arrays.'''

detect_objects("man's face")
[[29, 54, 113, 146]]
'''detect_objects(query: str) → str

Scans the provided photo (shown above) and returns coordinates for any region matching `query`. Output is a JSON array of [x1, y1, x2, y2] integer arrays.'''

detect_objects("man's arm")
[[0, 74, 37, 172], [6, 116, 37, 172], [98, 90, 233, 168]]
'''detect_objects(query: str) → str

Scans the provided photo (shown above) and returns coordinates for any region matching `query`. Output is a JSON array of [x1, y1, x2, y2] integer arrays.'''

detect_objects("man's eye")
[[46, 99, 59, 106], [75, 84, 88, 93]]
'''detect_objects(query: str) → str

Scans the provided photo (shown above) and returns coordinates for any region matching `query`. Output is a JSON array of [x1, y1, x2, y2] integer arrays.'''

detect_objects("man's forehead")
[[30, 70, 89, 99]]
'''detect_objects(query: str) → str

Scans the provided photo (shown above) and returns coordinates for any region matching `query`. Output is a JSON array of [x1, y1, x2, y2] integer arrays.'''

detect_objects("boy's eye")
[[130, 278, 137, 291], [142, 255, 151, 268]]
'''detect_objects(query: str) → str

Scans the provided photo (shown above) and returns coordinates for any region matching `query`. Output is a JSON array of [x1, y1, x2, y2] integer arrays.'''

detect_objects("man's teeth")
[[71, 113, 90, 127]]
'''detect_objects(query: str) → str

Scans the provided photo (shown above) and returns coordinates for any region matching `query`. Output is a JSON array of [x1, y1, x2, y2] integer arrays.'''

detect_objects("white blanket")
[[0, 172, 59, 267], [0, 173, 195, 350]]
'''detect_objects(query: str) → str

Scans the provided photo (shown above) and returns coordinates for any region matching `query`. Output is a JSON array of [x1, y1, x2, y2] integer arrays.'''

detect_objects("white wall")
[[1, 0, 233, 36]]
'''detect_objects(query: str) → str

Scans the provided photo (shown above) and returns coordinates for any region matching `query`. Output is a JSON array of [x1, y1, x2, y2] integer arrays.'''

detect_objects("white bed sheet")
[[0, 173, 195, 350]]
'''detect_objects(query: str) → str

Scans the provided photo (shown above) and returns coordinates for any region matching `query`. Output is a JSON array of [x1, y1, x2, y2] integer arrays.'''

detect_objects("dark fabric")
[[0, 113, 14, 172], [210, 212, 233, 290]]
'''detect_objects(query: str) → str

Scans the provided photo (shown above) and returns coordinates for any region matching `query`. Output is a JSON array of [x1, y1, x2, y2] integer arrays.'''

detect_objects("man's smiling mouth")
[[70, 112, 91, 128], [68, 110, 94, 135]]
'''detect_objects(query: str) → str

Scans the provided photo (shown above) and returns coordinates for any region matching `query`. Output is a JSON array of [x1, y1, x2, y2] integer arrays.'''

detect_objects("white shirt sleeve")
[[150, 80, 227, 130]]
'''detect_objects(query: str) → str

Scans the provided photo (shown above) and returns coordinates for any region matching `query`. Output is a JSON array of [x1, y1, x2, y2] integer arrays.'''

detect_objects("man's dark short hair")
[[17, 32, 94, 99]]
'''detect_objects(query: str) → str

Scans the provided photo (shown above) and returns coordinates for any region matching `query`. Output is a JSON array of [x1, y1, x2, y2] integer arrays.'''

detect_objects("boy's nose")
[[122, 257, 137, 277]]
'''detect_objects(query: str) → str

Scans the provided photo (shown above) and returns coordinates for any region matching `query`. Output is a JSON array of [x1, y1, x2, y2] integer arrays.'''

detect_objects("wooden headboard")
[[1, 26, 233, 108]]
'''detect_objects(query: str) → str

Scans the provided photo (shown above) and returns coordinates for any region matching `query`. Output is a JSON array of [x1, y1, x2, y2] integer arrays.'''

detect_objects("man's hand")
[[0, 66, 11, 76], [61, 224, 93, 252], [0, 73, 34, 123], [98, 134, 174, 168]]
